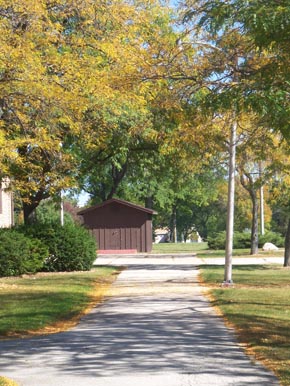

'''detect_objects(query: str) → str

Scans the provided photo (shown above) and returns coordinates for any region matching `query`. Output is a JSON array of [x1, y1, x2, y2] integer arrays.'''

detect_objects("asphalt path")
[[0, 254, 280, 386]]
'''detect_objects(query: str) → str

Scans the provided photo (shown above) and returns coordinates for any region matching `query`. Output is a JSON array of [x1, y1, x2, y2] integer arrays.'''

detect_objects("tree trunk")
[[240, 173, 259, 255], [250, 191, 259, 255], [23, 202, 38, 225], [284, 218, 290, 267], [107, 162, 128, 200], [145, 196, 153, 209], [22, 188, 48, 225], [170, 205, 177, 243]]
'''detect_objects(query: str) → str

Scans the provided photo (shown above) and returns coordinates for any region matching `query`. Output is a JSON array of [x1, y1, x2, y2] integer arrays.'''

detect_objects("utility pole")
[[223, 53, 239, 286], [259, 162, 265, 235], [260, 185, 264, 235], [224, 119, 237, 285]]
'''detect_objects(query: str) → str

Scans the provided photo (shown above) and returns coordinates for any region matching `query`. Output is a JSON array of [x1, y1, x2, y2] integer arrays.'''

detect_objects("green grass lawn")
[[152, 242, 284, 258], [198, 248, 284, 258], [152, 242, 208, 253], [0, 267, 119, 338], [200, 265, 290, 386]]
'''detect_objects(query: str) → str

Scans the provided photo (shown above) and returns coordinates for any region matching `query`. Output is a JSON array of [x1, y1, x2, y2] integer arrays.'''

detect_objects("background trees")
[[1, 0, 289, 264], [177, 0, 289, 266]]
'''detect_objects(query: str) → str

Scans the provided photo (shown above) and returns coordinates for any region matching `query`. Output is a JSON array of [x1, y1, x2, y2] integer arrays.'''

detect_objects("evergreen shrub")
[[207, 231, 251, 250], [207, 231, 284, 250], [207, 231, 227, 250], [258, 232, 284, 248], [0, 229, 48, 277], [19, 223, 97, 272]]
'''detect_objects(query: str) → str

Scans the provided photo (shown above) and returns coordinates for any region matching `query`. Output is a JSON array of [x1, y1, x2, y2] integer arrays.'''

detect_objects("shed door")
[[107, 228, 121, 250]]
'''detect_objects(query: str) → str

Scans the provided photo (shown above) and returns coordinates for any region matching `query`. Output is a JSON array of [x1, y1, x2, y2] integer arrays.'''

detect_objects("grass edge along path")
[[0, 266, 120, 339], [199, 264, 290, 386]]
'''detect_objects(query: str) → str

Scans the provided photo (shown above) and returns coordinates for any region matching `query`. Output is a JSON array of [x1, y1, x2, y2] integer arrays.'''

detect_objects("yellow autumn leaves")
[[0, 0, 181, 205]]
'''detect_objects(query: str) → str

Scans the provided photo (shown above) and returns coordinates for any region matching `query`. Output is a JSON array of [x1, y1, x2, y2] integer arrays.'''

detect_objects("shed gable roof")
[[78, 198, 157, 215]]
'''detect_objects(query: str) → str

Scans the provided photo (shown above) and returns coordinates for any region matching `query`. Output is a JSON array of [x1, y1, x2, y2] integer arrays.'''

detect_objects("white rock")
[[262, 242, 279, 251]]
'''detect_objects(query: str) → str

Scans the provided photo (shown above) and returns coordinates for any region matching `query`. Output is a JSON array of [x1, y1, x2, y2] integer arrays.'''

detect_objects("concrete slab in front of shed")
[[98, 249, 137, 254]]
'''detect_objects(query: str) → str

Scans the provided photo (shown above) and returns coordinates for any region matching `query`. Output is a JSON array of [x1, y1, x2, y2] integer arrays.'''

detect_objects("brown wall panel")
[[141, 223, 146, 252], [137, 228, 141, 252], [120, 228, 126, 249], [126, 228, 131, 249], [132, 228, 138, 250]]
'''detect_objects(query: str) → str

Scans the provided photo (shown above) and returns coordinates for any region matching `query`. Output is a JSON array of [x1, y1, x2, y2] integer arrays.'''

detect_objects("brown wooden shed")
[[78, 198, 156, 253]]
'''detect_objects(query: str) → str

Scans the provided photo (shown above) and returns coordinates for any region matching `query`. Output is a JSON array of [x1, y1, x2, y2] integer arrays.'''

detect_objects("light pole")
[[224, 119, 237, 285], [259, 162, 265, 235]]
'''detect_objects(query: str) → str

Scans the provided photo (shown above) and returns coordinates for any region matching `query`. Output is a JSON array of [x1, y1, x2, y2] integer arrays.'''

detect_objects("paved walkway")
[[0, 255, 280, 385]]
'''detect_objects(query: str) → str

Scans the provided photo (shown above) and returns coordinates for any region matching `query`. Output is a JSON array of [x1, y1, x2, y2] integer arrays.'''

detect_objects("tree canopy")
[[1, 0, 289, 260]]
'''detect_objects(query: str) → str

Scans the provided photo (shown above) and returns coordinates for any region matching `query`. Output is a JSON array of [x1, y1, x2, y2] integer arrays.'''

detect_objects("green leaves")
[[182, 0, 290, 139]]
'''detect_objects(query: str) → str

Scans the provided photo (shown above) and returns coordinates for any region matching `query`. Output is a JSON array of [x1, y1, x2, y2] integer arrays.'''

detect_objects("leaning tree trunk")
[[107, 163, 128, 200], [284, 218, 290, 267], [22, 188, 47, 225]]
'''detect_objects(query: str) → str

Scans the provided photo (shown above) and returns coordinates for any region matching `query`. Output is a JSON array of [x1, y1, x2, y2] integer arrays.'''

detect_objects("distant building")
[[0, 180, 14, 228], [154, 228, 170, 243], [185, 231, 203, 243]]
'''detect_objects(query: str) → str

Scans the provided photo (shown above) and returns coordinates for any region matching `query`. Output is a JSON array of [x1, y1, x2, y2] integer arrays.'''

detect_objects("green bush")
[[35, 199, 75, 225], [207, 231, 284, 250], [19, 223, 97, 272], [233, 232, 252, 249], [207, 232, 227, 250], [207, 231, 251, 250], [0, 229, 48, 277], [258, 232, 284, 248]]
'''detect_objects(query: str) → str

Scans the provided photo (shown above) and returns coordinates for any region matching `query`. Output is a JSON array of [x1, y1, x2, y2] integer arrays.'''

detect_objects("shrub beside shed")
[[78, 198, 156, 253]]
